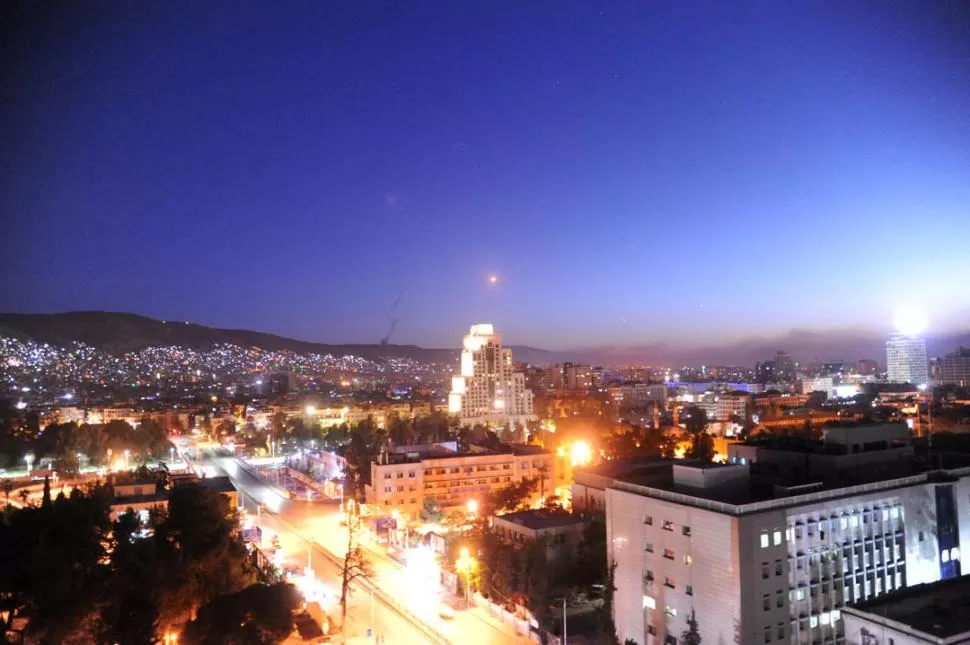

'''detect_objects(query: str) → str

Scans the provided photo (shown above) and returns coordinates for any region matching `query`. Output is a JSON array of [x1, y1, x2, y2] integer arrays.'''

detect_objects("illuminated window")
[[773, 530, 782, 546], [643, 595, 656, 610], [953, 547, 961, 560], [664, 606, 677, 617], [821, 612, 830, 626], [663, 548, 675, 560], [810, 615, 818, 628], [662, 520, 674, 531], [663, 576, 675, 589], [760, 532, 769, 548]]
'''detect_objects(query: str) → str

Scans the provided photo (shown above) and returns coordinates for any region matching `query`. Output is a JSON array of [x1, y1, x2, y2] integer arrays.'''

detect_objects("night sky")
[[3, 1, 969, 349]]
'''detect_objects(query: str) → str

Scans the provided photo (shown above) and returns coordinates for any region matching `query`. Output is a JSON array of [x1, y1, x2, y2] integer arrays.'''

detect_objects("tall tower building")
[[886, 333, 929, 386], [448, 324, 535, 428], [774, 350, 796, 381]]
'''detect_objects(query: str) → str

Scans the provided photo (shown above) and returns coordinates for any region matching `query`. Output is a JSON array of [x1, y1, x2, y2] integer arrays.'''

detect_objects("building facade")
[[365, 445, 554, 517], [607, 459, 970, 645], [935, 347, 970, 387], [448, 324, 535, 428], [886, 334, 929, 387]]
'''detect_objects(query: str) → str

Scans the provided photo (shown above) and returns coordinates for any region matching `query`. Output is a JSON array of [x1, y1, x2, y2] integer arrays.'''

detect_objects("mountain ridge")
[[0, 311, 558, 365]]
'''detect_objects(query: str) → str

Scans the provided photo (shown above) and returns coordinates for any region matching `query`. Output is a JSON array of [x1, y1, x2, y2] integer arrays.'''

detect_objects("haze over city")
[[4, 1, 970, 349]]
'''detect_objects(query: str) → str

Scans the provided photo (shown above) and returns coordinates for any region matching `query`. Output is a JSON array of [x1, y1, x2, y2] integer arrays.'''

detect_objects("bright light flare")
[[894, 308, 928, 336], [570, 441, 592, 467], [488, 274, 498, 286]]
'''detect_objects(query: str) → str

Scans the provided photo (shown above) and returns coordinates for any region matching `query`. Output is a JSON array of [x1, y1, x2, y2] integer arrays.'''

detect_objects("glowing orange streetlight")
[[455, 547, 477, 607], [466, 499, 478, 517]]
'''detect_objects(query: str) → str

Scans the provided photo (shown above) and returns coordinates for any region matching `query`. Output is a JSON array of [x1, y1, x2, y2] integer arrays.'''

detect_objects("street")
[[195, 449, 524, 645]]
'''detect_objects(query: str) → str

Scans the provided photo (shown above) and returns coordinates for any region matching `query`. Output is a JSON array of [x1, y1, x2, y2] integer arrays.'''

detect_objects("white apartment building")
[[886, 334, 929, 387], [448, 324, 535, 428], [607, 456, 969, 645], [365, 444, 554, 517], [617, 384, 669, 408]]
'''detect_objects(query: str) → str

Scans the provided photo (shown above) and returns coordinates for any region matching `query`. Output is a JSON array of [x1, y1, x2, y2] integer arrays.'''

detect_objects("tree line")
[[0, 479, 299, 644]]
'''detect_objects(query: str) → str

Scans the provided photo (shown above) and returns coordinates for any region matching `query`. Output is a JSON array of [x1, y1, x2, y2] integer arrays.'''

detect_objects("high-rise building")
[[607, 424, 968, 645], [935, 347, 970, 387], [886, 333, 929, 386], [774, 351, 797, 381], [448, 324, 535, 427]]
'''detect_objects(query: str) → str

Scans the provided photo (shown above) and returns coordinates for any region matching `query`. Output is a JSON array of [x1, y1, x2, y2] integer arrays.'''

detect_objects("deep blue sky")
[[3, 1, 969, 349]]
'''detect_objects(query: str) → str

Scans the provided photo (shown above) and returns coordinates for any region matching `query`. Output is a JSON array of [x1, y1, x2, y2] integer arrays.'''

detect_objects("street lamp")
[[455, 547, 477, 608], [466, 498, 478, 518]]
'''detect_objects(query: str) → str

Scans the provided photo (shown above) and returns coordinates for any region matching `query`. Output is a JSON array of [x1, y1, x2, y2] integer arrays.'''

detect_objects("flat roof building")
[[843, 575, 970, 645], [607, 443, 970, 645]]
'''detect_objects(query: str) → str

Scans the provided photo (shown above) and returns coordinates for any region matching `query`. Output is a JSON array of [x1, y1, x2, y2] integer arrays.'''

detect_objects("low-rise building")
[[492, 508, 588, 565], [365, 443, 554, 517], [842, 575, 970, 645]]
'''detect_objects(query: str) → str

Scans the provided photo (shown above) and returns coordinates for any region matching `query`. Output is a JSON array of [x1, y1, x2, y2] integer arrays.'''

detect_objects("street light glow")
[[466, 499, 478, 516]]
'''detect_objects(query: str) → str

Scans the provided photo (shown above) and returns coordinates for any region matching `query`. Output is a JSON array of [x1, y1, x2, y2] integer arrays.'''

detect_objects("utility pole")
[[563, 597, 567, 645], [371, 587, 376, 645]]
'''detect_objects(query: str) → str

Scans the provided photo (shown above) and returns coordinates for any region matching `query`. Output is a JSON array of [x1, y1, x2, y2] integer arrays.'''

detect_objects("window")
[[764, 627, 771, 644], [762, 563, 770, 579], [397, 485, 404, 492], [682, 526, 691, 537], [396, 472, 403, 479], [773, 529, 782, 546], [663, 576, 675, 589], [645, 542, 654, 553], [647, 625, 657, 635], [384, 473, 392, 479], [820, 612, 830, 626], [644, 515, 653, 526], [408, 471, 416, 478], [776, 590, 784, 608], [384, 486, 392, 493], [953, 547, 961, 560], [777, 623, 785, 639], [683, 554, 692, 566], [665, 635, 677, 645], [663, 548, 675, 560], [775, 559, 783, 576], [664, 606, 677, 617], [643, 595, 656, 609], [685, 584, 693, 596], [810, 615, 818, 628], [760, 532, 769, 548], [645, 570, 654, 581], [662, 520, 674, 531], [763, 594, 770, 611]]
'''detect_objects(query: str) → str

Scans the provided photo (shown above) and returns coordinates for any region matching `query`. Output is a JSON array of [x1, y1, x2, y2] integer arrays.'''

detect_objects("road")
[[195, 452, 437, 645], [194, 449, 524, 645]]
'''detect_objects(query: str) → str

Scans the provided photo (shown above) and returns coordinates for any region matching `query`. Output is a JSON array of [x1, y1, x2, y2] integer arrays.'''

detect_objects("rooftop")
[[612, 461, 970, 515], [494, 508, 586, 531], [845, 575, 970, 639]]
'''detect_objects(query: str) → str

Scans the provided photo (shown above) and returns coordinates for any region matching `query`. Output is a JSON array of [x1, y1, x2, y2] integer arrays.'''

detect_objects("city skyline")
[[4, 2, 970, 349]]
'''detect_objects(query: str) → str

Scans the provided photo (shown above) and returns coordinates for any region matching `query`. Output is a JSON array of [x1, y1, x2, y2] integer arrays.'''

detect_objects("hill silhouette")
[[0, 311, 466, 363]]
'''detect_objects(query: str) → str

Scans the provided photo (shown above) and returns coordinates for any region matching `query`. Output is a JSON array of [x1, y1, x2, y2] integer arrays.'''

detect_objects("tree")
[[97, 511, 159, 645], [681, 608, 702, 645], [1, 478, 13, 506], [0, 485, 112, 642], [41, 476, 51, 509], [339, 512, 374, 626], [18, 489, 29, 507], [154, 483, 254, 624], [523, 540, 552, 644], [683, 406, 714, 462], [598, 560, 621, 645], [182, 583, 300, 645]]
